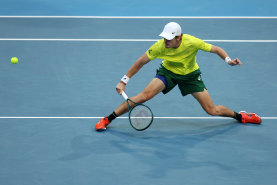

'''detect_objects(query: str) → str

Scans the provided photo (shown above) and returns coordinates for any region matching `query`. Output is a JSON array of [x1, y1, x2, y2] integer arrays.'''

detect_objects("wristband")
[[121, 75, 130, 84], [225, 57, 232, 63]]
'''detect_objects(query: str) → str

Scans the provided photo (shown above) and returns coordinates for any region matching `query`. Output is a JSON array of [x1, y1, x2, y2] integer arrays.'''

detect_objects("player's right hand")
[[116, 81, 126, 95]]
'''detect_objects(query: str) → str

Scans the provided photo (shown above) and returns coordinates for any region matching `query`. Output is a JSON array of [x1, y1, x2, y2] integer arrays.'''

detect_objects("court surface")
[[1, 3, 277, 185]]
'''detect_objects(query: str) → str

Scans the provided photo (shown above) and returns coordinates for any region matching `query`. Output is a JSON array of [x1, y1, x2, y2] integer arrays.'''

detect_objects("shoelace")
[[246, 113, 260, 121]]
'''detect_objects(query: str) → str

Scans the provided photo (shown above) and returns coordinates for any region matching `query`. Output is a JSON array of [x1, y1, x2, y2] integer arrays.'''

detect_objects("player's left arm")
[[210, 45, 242, 66]]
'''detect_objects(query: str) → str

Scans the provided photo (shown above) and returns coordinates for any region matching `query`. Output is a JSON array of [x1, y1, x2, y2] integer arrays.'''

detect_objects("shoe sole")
[[96, 128, 106, 132]]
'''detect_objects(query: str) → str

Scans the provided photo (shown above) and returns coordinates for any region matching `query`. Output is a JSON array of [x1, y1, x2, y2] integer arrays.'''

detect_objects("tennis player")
[[95, 22, 261, 131]]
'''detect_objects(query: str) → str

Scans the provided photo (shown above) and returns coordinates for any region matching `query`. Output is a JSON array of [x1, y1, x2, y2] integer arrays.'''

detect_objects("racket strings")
[[129, 105, 153, 130]]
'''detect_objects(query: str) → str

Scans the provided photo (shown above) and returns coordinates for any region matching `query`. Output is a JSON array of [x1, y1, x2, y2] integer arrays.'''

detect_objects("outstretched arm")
[[116, 53, 151, 94], [210, 45, 242, 66]]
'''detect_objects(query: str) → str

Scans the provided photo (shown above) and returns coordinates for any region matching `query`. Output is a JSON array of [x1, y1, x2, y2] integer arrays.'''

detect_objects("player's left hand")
[[228, 58, 242, 66]]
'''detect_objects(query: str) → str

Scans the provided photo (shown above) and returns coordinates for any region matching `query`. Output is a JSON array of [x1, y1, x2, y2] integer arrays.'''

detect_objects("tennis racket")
[[121, 91, 154, 131]]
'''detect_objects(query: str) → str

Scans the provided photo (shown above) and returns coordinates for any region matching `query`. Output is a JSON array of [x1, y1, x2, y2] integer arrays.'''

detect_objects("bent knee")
[[137, 91, 153, 103]]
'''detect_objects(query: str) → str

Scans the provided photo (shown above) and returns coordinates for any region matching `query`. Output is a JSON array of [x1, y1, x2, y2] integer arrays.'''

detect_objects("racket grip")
[[121, 91, 128, 100]]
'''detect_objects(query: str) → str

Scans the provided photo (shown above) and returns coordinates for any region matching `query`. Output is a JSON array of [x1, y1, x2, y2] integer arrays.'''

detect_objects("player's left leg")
[[192, 89, 235, 117], [192, 89, 261, 124]]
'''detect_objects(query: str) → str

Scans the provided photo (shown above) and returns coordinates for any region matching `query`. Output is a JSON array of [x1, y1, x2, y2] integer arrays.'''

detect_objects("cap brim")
[[159, 32, 175, 40]]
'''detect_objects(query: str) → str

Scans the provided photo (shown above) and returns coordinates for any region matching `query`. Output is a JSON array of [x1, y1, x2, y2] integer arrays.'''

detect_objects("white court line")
[[0, 38, 277, 42], [0, 38, 158, 42], [0, 16, 277, 19], [0, 117, 276, 119]]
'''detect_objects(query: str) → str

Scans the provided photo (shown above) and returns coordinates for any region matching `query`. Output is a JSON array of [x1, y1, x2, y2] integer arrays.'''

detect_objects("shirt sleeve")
[[190, 36, 212, 52], [146, 40, 162, 60]]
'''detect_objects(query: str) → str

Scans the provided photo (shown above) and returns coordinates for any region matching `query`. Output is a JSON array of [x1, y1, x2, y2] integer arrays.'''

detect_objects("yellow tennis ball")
[[11, 57, 18, 64]]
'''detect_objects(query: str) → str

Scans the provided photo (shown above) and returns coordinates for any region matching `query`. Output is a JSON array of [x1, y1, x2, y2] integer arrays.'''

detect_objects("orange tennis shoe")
[[239, 111, 261, 124], [95, 117, 110, 131]]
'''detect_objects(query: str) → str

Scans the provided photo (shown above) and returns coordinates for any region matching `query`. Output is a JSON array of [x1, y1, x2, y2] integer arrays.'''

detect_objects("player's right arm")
[[116, 53, 151, 94]]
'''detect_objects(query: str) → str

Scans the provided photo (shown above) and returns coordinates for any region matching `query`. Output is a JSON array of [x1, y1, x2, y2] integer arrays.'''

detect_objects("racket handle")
[[121, 91, 128, 100]]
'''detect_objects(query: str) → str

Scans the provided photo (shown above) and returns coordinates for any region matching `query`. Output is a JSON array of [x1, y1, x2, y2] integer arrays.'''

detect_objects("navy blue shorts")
[[155, 74, 168, 87]]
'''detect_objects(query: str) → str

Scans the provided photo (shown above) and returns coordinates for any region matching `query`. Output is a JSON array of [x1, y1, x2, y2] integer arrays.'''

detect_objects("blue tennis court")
[[1, 1, 277, 185]]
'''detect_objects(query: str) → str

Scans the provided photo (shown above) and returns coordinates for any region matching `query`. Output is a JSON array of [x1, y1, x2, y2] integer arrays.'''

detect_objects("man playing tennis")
[[95, 22, 261, 131]]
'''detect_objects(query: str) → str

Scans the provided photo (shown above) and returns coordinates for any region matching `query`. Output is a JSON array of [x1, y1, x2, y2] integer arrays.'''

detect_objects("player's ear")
[[176, 35, 182, 41]]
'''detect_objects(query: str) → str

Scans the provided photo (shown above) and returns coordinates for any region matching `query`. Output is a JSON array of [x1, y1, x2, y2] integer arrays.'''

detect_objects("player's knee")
[[138, 92, 152, 103], [204, 106, 219, 116]]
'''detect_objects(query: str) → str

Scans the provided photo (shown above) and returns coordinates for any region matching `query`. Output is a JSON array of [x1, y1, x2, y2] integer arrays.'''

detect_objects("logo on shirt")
[[148, 49, 152, 55]]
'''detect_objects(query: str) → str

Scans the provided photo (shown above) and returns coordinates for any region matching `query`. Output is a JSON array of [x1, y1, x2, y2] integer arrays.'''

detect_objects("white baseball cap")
[[159, 22, 182, 40]]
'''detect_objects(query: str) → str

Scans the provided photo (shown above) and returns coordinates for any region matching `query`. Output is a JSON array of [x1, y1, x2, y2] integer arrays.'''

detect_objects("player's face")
[[164, 37, 180, 48]]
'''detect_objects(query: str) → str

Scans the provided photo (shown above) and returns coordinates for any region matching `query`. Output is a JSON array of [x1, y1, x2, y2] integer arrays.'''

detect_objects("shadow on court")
[[60, 119, 240, 178], [1, 118, 272, 185]]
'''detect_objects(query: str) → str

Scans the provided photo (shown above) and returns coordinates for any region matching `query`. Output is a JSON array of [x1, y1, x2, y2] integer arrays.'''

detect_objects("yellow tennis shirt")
[[146, 34, 212, 75]]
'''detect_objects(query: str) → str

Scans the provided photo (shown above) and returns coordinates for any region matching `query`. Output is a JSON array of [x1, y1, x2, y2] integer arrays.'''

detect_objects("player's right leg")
[[95, 78, 166, 131]]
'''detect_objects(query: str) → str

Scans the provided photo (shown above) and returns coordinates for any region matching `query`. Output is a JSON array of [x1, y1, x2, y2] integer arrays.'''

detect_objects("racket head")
[[128, 103, 154, 131]]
